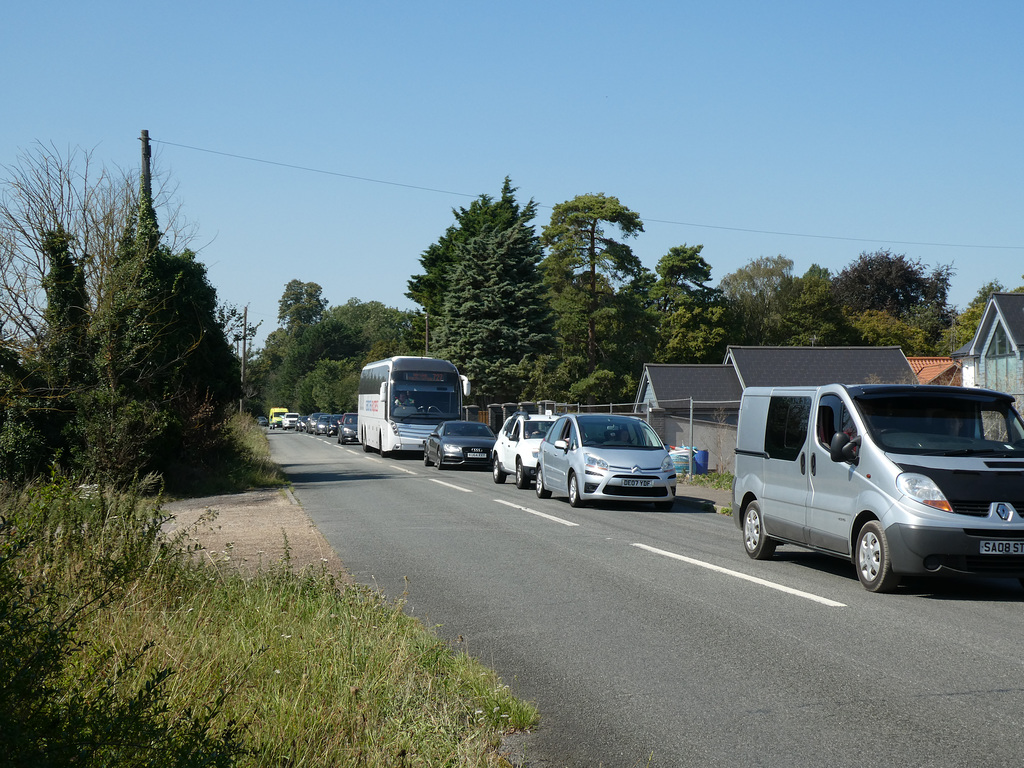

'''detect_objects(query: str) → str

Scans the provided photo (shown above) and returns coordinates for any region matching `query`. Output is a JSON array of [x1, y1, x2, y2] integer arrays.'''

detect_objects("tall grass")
[[1, 448, 539, 765]]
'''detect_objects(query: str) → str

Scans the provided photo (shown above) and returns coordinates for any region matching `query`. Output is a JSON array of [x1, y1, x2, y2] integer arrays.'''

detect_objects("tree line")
[[251, 177, 1024, 414], [3, 141, 1018, 486]]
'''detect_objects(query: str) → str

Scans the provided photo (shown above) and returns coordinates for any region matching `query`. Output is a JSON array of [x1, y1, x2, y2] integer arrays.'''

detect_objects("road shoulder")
[[163, 487, 348, 579]]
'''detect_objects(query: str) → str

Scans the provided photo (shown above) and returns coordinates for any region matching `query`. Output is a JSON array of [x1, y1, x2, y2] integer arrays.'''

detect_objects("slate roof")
[[637, 346, 917, 411], [723, 346, 917, 388], [637, 364, 743, 409], [955, 292, 1024, 358]]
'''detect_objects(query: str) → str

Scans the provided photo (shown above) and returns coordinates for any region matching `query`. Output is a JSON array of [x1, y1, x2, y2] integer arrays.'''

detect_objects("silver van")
[[733, 384, 1024, 592]]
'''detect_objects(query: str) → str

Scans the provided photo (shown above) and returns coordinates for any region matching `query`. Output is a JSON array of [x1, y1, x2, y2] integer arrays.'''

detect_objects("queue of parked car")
[[270, 407, 678, 511], [274, 412, 359, 440]]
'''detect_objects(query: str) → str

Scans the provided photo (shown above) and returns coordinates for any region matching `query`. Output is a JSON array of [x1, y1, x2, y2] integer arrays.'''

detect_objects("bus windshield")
[[390, 372, 461, 422]]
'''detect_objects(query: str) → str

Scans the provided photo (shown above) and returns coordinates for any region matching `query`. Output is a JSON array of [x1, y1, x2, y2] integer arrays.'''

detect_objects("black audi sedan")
[[423, 420, 496, 470]]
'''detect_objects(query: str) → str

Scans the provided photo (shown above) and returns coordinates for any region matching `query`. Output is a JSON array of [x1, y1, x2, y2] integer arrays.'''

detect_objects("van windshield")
[[855, 393, 1024, 456]]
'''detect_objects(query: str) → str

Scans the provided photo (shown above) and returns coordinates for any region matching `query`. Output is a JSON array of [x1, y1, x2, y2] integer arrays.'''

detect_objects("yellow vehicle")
[[268, 407, 288, 429]]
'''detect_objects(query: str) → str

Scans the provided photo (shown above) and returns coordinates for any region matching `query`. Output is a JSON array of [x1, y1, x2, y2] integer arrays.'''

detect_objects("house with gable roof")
[[953, 292, 1024, 401], [635, 345, 916, 473]]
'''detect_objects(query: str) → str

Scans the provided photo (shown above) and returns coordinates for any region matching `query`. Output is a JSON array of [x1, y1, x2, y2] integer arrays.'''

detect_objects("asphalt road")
[[270, 429, 1024, 768]]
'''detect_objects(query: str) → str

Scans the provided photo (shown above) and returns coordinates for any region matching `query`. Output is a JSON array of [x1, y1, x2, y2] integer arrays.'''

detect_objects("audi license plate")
[[622, 479, 653, 488], [467, 451, 486, 459], [980, 540, 1024, 555]]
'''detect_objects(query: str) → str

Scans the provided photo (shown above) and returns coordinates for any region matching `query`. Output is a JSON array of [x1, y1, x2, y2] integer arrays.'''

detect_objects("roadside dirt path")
[[162, 487, 347, 579]]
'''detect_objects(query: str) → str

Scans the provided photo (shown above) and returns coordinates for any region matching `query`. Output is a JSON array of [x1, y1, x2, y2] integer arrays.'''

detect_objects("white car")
[[281, 412, 301, 430], [491, 412, 558, 489]]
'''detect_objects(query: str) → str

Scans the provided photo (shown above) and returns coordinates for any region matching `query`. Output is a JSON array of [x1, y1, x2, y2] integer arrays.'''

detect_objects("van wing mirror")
[[829, 432, 860, 464]]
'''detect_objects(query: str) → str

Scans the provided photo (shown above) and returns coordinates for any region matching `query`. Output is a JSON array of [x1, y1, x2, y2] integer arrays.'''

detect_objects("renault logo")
[[993, 502, 1016, 521]]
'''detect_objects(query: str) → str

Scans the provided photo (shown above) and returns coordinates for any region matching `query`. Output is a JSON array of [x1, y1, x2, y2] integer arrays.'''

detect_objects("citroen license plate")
[[980, 540, 1024, 555], [622, 479, 653, 488]]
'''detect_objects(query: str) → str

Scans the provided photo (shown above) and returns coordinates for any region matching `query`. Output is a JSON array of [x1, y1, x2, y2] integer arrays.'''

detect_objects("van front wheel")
[[743, 501, 776, 560], [855, 521, 901, 592]]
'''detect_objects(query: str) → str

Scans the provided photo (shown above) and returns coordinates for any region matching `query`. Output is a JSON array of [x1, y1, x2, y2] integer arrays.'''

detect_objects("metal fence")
[[466, 398, 741, 474]]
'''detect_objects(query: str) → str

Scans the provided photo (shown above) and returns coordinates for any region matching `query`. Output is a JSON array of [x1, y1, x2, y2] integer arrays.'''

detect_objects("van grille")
[[952, 500, 1024, 517]]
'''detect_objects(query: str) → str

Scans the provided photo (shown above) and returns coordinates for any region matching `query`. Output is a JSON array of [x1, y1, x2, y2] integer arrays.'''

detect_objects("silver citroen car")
[[535, 414, 676, 510]]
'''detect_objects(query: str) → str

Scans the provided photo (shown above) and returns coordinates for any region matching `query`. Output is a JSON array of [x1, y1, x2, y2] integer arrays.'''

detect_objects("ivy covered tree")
[[84, 166, 240, 484], [434, 220, 553, 403]]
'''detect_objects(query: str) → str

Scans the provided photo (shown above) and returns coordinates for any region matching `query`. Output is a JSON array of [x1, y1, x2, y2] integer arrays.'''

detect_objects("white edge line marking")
[[494, 499, 580, 527], [632, 543, 847, 607], [351, 451, 418, 475], [429, 478, 473, 493]]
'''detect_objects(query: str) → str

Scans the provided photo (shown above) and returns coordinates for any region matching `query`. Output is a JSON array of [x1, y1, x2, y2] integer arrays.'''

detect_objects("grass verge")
[[1, 415, 539, 766]]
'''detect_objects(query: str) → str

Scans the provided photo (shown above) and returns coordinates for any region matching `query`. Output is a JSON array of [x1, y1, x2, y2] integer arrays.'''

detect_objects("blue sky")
[[5, 1, 1023, 348]]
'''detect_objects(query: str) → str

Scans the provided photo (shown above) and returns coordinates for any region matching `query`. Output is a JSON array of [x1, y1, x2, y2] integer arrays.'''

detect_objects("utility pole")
[[239, 305, 248, 413], [140, 129, 152, 199]]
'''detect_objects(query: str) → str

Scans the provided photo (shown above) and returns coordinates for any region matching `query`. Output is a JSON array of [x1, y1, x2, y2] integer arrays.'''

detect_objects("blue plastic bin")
[[693, 450, 709, 475]]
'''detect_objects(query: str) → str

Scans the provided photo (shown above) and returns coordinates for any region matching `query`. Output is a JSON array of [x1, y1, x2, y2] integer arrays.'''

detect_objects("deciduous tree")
[[719, 255, 798, 345]]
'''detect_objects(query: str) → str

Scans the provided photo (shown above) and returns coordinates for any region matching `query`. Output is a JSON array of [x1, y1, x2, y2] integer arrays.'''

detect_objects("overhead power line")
[[153, 138, 1024, 252]]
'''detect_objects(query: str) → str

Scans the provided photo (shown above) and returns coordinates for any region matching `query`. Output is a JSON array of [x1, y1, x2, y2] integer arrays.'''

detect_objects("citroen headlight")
[[896, 473, 953, 513], [584, 453, 608, 471], [661, 454, 674, 473]]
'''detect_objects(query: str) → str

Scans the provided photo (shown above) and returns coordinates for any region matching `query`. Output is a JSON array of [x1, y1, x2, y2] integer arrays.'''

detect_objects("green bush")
[[0, 480, 244, 767]]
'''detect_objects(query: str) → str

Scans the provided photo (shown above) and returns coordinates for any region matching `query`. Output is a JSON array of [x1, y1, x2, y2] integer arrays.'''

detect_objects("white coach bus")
[[358, 356, 471, 456]]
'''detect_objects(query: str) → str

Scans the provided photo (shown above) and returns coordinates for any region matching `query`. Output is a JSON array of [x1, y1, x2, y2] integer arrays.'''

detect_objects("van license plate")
[[980, 540, 1024, 555], [622, 479, 653, 488]]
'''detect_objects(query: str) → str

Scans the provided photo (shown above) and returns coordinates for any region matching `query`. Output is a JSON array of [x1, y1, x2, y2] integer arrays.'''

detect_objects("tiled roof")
[[906, 357, 961, 385]]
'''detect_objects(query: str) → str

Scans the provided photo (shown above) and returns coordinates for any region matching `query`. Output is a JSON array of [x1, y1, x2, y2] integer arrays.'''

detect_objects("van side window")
[[816, 394, 855, 448], [765, 396, 810, 461]]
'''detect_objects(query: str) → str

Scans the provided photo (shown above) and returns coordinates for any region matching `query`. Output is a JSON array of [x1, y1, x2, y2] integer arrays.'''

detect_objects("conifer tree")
[[434, 221, 553, 403]]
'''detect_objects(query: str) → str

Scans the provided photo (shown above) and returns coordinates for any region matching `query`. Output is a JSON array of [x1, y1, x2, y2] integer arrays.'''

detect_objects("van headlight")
[[896, 473, 953, 513]]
